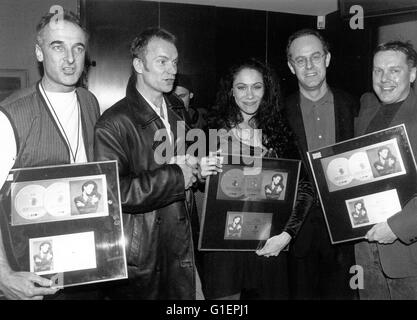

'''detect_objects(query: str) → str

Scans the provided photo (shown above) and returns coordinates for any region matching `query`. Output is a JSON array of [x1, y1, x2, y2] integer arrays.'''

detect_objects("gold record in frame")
[[220, 168, 245, 198]]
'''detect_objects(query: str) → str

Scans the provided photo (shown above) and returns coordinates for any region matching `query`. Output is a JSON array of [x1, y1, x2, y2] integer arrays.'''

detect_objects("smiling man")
[[94, 27, 202, 299], [0, 9, 100, 300], [284, 29, 358, 300], [355, 41, 417, 299]]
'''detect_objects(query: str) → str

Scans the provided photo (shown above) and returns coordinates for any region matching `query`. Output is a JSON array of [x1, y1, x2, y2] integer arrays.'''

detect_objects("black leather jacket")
[[94, 76, 196, 299]]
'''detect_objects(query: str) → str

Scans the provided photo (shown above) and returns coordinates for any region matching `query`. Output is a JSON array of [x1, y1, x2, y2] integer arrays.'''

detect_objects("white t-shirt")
[[39, 86, 87, 164]]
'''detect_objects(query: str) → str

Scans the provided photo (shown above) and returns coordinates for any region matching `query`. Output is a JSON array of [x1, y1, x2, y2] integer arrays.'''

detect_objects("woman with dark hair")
[[74, 180, 101, 214], [204, 58, 314, 299], [373, 146, 397, 176], [227, 215, 243, 237], [265, 173, 284, 199], [33, 241, 53, 272]]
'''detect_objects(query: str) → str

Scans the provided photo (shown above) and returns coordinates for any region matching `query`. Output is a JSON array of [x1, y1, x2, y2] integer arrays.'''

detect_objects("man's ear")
[[133, 57, 144, 74], [287, 61, 295, 75], [325, 52, 331, 68], [410, 66, 416, 84], [35, 44, 44, 62], [189, 92, 194, 99]]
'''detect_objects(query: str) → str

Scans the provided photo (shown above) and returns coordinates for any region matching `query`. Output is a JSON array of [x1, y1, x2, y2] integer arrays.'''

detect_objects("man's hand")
[[198, 155, 223, 179], [0, 270, 59, 300], [170, 155, 198, 190], [255, 232, 291, 257], [365, 221, 397, 244]]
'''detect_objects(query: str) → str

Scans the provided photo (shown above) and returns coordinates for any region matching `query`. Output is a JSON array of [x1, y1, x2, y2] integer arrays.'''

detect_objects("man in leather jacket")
[[94, 27, 201, 299]]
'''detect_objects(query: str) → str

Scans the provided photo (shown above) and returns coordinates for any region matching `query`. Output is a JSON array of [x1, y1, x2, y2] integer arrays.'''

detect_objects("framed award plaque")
[[307, 125, 417, 244], [0, 161, 127, 288], [198, 154, 301, 251]]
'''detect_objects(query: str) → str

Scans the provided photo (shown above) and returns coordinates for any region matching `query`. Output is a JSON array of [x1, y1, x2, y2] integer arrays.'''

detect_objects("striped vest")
[[0, 82, 100, 168]]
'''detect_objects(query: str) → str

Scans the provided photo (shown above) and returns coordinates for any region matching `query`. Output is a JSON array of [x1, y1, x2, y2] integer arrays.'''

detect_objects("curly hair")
[[209, 58, 295, 157]]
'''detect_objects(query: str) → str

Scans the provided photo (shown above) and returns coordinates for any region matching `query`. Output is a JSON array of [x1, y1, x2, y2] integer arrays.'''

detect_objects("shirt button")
[[317, 117, 320, 121], [318, 135, 322, 139]]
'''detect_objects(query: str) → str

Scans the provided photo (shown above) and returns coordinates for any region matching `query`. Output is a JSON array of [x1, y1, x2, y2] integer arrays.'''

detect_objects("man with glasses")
[[284, 29, 358, 299]]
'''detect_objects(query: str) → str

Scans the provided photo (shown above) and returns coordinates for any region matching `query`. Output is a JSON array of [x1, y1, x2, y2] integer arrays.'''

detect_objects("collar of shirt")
[[300, 88, 333, 110], [140, 93, 173, 144], [299, 88, 335, 150]]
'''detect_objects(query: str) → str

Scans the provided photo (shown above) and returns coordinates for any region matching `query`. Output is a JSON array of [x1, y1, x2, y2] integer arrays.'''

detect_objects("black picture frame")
[[307, 124, 417, 244], [198, 155, 301, 251], [0, 161, 127, 288]]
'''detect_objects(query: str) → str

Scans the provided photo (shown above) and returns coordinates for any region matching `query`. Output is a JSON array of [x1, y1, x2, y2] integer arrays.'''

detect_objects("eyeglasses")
[[290, 52, 326, 68]]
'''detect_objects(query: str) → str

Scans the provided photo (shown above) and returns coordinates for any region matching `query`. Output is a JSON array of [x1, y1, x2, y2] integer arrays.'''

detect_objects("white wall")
[[0, 0, 77, 86]]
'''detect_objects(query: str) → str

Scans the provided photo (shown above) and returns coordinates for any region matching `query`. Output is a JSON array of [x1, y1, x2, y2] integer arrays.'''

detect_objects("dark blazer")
[[284, 87, 357, 256], [355, 90, 417, 278], [94, 76, 196, 299]]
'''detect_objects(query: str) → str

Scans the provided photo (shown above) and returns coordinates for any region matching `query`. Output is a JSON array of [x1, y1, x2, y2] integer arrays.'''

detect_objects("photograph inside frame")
[[199, 155, 300, 251], [1, 161, 127, 287], [308, 125, 417, 243]]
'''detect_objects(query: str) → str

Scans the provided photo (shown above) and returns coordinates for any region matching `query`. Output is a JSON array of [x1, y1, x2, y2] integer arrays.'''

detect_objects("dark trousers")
[[289, 207, 358, 300], [355, 241, 417, 300]]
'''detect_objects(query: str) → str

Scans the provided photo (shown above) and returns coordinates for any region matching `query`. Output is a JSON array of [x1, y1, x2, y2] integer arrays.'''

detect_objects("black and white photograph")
[[366, 143, 403, 177], [262, 172, 287, 200], [31, 239, 54, 273], [348, 199, 369, 227], [3, 0, 417, 303], [345, 189, 402, 229], [29, 232, 97, 275], [224, 213, 243, 239], [69, 177, 106, 215], [223, 211, 273, 241]]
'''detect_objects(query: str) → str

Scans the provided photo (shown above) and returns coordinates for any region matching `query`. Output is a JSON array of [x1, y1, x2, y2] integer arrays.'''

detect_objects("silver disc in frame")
[[220, 168, 245, 198], [326, 157, 353, 187], [14, 184, 47, 220], [348, 151, 373, 181], [44, 182, 71, 217]]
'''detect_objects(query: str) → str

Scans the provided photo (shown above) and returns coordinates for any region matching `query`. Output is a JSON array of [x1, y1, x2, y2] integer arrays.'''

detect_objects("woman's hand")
[[255, 232, 291, 257]]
